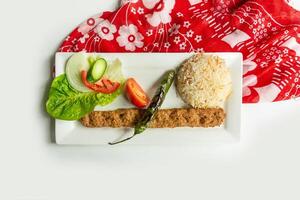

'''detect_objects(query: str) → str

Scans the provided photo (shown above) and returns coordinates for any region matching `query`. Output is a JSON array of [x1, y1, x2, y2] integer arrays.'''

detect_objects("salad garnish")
[[46, 53, 125, 120]]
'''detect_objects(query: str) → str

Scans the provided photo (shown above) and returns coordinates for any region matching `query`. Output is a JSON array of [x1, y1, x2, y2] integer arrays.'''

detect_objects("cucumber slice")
[[87, 58, 107, 82], [65, 53, 91, 92]]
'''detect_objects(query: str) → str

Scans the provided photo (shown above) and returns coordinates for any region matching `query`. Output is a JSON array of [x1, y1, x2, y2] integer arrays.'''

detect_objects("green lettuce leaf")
[[46, 74, 121, 120]]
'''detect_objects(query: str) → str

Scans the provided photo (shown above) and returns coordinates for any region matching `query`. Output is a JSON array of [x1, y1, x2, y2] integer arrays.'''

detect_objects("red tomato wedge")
[[81, 70, 120, 94], [125, 78, 150, 108]]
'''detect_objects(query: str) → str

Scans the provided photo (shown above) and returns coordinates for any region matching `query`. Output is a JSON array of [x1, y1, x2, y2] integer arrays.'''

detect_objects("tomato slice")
[[125, 78, 150, 108], [81, 70, 120, 94]]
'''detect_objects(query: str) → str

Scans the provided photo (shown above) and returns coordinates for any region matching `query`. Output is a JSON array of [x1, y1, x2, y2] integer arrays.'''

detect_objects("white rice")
[[176, 54, 232, 108]]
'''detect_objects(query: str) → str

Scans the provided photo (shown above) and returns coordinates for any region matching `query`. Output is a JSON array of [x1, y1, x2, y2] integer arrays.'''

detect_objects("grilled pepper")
[[109, 70, 176, 145]]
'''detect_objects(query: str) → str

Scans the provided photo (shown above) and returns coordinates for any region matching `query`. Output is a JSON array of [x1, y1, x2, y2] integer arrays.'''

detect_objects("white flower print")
[[116, 24, 144, 51], [186, 30, 194, 38], [261, 62, 268, 68], [94, 36, 100, 42], [243, 75, 257, 97], [146, 29, 153, 36], [72, 38, 77, 44], [154, 43, 159, 47], [174, 36, 181, 44], [177, 12, 183, 17], [274, 57, 281, 64], [137, 7, 144, 14], [257, 26, 261, 31], [285, 92, 290, 97], [258, 19, 262, 24], [164, 42, 171, 48], [195, 48, 204, 53], [95, 20, 117, 41], [169, 24, 181, 36], [78, 15, 103, 35], [195, 35, 202, 43], [142, 0, 175, 27], [79, 34, 90, 43], [183, 21, 191, 28], [179, 42, 186, 50], [131, 7, 136, 14], [283, 49, 289, 54], [158, 28, 164, 34], [74, 45, 79, 51]]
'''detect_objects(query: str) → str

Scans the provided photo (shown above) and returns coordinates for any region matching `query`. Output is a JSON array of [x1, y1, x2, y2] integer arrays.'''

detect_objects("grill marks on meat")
[[81, 108, 225, 128]]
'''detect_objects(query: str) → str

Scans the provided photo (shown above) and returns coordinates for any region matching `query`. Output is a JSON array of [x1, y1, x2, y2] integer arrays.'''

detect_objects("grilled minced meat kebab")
[[81, 108, 225, 128]]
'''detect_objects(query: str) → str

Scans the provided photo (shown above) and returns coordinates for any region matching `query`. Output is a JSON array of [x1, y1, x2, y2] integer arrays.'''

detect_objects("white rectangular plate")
[[55, 53, 242, 145]]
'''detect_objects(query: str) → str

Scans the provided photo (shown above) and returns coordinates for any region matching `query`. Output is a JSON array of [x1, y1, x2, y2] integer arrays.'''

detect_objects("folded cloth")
[[59, 0, 300, 103]]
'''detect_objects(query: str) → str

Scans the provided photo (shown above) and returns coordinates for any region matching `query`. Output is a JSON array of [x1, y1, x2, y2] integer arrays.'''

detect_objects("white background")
[[0, 0, 300, 199]]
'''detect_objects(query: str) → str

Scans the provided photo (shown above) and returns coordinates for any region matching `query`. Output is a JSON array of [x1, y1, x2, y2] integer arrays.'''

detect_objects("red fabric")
[[59, 0, 300, 103]]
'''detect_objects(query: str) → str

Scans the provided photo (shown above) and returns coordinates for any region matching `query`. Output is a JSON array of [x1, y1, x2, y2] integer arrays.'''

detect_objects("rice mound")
[[176, 54, 232, 108]]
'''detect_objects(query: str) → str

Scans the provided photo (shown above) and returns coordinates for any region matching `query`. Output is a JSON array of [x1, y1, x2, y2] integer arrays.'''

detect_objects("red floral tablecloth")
[[59, 0, 300, 103]]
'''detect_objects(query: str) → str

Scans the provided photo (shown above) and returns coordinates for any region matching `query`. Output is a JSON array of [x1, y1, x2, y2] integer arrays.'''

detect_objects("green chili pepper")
[[109, 70, 176, 145]]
